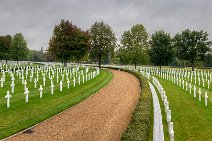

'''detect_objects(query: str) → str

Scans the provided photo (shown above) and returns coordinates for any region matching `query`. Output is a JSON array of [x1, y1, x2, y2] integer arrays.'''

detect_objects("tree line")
[[0, 33, 45, 63], [1, 19, 212, 70]]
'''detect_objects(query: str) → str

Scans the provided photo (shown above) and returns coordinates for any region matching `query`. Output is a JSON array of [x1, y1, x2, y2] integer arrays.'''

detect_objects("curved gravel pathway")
[[7, 69, 140, 141]]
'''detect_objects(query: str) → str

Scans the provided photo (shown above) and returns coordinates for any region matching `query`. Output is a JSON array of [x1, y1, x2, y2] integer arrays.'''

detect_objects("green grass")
[[0, 69, 112, 140], [156, 77, 212, 141]]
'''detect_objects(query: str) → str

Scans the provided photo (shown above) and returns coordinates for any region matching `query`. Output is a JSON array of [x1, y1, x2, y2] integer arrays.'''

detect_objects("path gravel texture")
[[7, 69, 140, 141]]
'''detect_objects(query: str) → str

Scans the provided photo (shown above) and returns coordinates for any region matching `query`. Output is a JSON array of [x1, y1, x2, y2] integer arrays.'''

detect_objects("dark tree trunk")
[[64, 61, 67, 67], [98, 53, 101, 69], [191, 60, 195, 71], [192, 64, 194, 71], [134, 63, 137, 69]]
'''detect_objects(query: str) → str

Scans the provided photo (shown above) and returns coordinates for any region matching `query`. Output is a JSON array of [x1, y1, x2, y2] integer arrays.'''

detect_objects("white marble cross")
[[30, 74, 33, 82], [167, 110, 171, 122], [50, 76, 53, 85], [24, 88, 29, 102], [39, 85, 43, 98], [60, 81, 63, 91], [203, 79, 205, 87], [198, 88, 202, 101], [73, 77, 76, 87], [51, 83, 54, 95], [78, 76, 80, 85], [24, 80, 27, 91], [193, 85, 196, 98], [10, 82, 15, 93], [5, 91, 11, 108], [186, 81, 188, 91], [0, 77, 3, 87], [205, 92, 208, 106], [169, 122, 174, 141], [189, 83, 192, 94], [34, 78, 37, 88], [182, 80, 184, 89], [67, 79, 70, 89]]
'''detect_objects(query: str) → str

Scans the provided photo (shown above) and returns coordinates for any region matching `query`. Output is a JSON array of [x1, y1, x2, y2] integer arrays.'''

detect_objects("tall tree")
[[48, 19, 90, 66], [173, 29, 212, 71], [149, 30, 174, 70], [0, 35, 12, 62], [90, 21, 117, 68], [120, 24, 149, 69], [11, 33, 29, 63]]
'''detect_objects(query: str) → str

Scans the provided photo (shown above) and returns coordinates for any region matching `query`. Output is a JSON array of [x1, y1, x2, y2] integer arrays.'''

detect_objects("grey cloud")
[[0, 0, 211, 51]]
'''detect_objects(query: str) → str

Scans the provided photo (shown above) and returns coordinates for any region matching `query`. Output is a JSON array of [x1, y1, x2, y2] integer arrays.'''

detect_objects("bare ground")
[[7, 69, 140, 141]]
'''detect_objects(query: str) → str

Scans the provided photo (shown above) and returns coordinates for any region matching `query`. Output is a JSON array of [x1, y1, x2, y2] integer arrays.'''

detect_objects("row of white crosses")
[[144, 67, 211, 90], [152, 76, 174, 141], [149, 81, 164, 141], [2, 63, 100, 109], [140, 67, 210, 107]]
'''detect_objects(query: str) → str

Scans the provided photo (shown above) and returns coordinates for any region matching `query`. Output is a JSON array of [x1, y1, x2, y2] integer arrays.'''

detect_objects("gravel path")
[[7, 69, 140, 141]]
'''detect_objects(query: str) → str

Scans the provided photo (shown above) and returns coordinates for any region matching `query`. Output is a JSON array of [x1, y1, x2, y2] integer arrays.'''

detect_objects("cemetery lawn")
[[157, 77, 212, 141], [0, 69, 112, 140]]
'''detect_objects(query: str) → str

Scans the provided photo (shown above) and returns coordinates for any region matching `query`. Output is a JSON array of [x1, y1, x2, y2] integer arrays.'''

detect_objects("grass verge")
[[0, 69, 112, 140]]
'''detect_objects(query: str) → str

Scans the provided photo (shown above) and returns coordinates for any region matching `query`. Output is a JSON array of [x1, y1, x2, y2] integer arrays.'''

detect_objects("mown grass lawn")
[[157, 77, 212, 141], [0, 69, 112, 140]]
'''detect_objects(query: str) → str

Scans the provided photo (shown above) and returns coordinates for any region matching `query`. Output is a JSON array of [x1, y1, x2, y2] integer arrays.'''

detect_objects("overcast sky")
[[0, 0, 212, 51]]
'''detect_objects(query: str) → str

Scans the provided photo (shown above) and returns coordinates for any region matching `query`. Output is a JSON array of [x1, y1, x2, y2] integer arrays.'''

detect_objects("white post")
[[67, 79, 70, 89], [24, 80, 27, 91], [51, 83, 54, 95], [60, 81, 63, 91], [73, 77, 76, 87], [34, 78, 37, 88], [10, 82, 15, 94], [5, 91, 11, 108], [198, 88, 202, 101], [182, 80, 184, 89], [167, 110, 171, 122], [193, 85, 196, 98], [208, 81, 210, 89], [39, 85, 43, 98], [205, 92, 208, 106], [189, 83, 192, 94], [0, 77, 3, 87], [24, 88, 29, 102]]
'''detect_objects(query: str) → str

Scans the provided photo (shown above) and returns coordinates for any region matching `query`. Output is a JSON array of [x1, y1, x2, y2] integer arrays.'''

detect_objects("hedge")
[[103, 67, 153, 141]]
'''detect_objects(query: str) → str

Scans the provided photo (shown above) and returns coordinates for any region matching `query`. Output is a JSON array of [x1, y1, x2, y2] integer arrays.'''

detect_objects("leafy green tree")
[[120, 24, 149, 68], [48, 19, 90, 66], [11, 33, 29, 63], [90, 21, 117, 68], [173, 29, 212, 71], [116, 47, 130, 65], [0, 35, 12, 62], [149, 30, 174, 70]]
